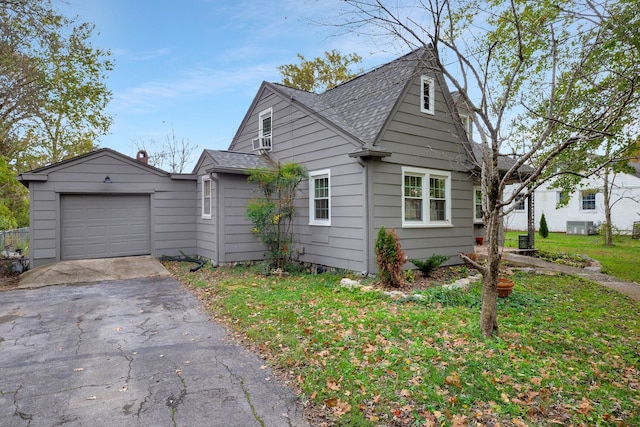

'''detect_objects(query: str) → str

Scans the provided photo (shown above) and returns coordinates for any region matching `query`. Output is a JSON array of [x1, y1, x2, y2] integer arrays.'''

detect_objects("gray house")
[[20, 49, 482, 273], [195, 48, 477, 273]]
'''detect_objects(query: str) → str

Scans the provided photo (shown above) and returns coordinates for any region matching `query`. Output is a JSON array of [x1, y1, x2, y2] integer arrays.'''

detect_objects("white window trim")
[[258, 107, 273, 149], [580, 190, 597, 211], [473, 187, 483, 223], [402, 166, 452, 228], [309, 169, 331, 226], [514, 194, 526, 212], [420, 75, 435, 115], [460, 114, 473, 141], [201, 176, 212, 219]]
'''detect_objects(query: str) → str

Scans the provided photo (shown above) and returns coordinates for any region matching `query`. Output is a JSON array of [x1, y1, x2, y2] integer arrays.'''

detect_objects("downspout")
[[361, 158, 371, 276], [209, 172, 220, 266]]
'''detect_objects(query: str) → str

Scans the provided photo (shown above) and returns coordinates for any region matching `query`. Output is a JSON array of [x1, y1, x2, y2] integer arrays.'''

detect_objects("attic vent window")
[[253, 107, 273, 151], [420, 75, 435, 115]]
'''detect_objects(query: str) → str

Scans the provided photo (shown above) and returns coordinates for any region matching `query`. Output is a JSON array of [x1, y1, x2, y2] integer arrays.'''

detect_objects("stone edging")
[[339, 275, 482, 301]]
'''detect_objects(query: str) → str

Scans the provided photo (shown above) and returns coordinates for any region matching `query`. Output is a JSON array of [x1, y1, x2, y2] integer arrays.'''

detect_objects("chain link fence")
[[1, 227, 29, 256]]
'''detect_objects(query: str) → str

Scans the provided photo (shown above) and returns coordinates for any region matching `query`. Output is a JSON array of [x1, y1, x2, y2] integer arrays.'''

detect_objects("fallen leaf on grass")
[[445, 372, 462, 388], [451, 414, 468, 426], [327, 379, 341, 391]]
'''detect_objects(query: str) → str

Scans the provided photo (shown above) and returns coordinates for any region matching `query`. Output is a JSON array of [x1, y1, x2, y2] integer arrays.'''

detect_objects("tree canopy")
[[338, 0, 640, 336], [0, 0, 113, 229], [277, 49, 363, 92]]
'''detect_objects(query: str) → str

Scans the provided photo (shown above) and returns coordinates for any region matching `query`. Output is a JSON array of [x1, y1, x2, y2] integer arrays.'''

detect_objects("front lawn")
[[505, 232, 640, 283], [165, 262, 640, 426]]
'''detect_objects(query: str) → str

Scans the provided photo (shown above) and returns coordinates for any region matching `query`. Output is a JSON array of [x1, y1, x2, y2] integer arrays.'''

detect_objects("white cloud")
[[110, 63, 277, 114]]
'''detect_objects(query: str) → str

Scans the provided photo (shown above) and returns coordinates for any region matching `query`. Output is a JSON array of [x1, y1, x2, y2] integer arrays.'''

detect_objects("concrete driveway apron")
[[0, 276, 308, 427]]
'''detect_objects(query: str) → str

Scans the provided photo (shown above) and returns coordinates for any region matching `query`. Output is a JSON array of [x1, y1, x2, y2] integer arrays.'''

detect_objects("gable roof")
[[201, 149, 275, 174], [270, 49, 428, 146], [17, 148, 181, 186]]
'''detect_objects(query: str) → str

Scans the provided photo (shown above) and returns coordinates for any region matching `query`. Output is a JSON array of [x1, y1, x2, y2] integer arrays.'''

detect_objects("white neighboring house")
[[505, 161, 640, 234]]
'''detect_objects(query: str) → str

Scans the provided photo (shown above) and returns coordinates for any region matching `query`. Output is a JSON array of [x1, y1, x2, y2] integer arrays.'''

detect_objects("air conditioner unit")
[[566, 221, 598, 235], [252, 136, 272, 151]]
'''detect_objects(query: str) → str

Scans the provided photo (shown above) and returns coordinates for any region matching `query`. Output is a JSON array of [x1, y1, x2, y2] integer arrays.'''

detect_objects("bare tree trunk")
[[603, 171, 613, 246], [480, 205, 501, 336]]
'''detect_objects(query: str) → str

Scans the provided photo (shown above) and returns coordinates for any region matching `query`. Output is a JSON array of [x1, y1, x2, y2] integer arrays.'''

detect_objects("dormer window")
[[460, 114, 473, 141], [420, 75, 435, 115], [253, 107, 273, 151]]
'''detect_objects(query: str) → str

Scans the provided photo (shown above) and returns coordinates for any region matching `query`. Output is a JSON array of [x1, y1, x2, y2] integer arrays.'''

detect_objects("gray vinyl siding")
[[194, 157, 217, 262], [218, 174, 265, 262], [25, 151, 197, 268], [368, 72, 475, 272], [369, 163, 474, 272], [231, 87, 368, 272]]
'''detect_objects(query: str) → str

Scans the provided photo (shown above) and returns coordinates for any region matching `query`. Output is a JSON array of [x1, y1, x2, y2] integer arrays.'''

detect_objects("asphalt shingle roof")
[[204, 149, 274, 173], [273, 49, 426, 145]]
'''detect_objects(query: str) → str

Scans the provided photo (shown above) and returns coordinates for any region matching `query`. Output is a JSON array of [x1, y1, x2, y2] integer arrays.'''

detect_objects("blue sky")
[[62, 0, 398, 170]]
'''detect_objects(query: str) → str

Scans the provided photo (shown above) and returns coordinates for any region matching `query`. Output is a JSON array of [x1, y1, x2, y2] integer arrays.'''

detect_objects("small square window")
[[581, 190, 596, 210]]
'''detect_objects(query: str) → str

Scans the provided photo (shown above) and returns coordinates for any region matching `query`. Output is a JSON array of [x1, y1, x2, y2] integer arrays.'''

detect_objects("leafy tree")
[[246, 163, 307, 272], [339, 0, 640, 336], [0, 157, 28, 229], [0, 0, 112, 230], [277, 50, 363, 92], [539, 213, 549, 239]]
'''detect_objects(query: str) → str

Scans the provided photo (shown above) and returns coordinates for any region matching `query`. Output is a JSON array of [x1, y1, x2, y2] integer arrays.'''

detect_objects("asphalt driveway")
[[0, 275, 308, 426]]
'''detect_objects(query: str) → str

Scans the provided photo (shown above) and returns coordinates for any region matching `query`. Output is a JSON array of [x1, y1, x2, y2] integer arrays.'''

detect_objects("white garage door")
[[61, 194, 151, 260]]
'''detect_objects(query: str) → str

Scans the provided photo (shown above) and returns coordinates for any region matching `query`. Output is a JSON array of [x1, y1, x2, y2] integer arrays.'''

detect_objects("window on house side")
[[474, 188, 483, 222], [515, 194, 526, 211], [420, 75, 435, 115], [202, 177, 212, 219], [460, 114, 473, 141], [556, 191, 570, 206], [257, 108, 273, 150], [581, 190, 596, 210], [402, 167, 451, 227], [309, 170, 330, 225]]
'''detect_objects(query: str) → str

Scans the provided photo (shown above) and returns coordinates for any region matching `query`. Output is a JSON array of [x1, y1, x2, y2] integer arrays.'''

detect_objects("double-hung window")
[[309, 169, 330, 225], [402, 167, 451, 227], [202, 177, 212, 219], [581, 190, 596, 210], [514, 194, 526, 211], [420, 75, 435, 115], [460, 114, 473, 141], [473, 188, 483, 223], [253, 107, 273, 151]]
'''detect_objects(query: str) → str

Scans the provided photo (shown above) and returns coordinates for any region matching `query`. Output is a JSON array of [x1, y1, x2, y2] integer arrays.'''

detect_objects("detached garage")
[[61, 194, 151, 260], [19, 148, 197, 268]]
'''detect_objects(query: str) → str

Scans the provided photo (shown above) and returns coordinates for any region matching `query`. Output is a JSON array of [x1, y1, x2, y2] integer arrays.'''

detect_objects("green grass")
[[505, 231, 640, 283], [166, 263, 640, 426]]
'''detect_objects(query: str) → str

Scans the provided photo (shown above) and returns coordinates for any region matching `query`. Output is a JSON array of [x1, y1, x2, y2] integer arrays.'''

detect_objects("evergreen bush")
[[410, 254, 450, 277], [539, 213, 549, 239], [375, 226, 406, 288]]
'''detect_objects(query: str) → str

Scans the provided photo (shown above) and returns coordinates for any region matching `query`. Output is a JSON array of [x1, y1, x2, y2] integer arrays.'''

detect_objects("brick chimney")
[[136, 150, 149, 164]]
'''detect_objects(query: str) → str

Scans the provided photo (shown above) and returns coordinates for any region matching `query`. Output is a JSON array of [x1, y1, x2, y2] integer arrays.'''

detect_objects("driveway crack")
[[219, 360, 266, 427]]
